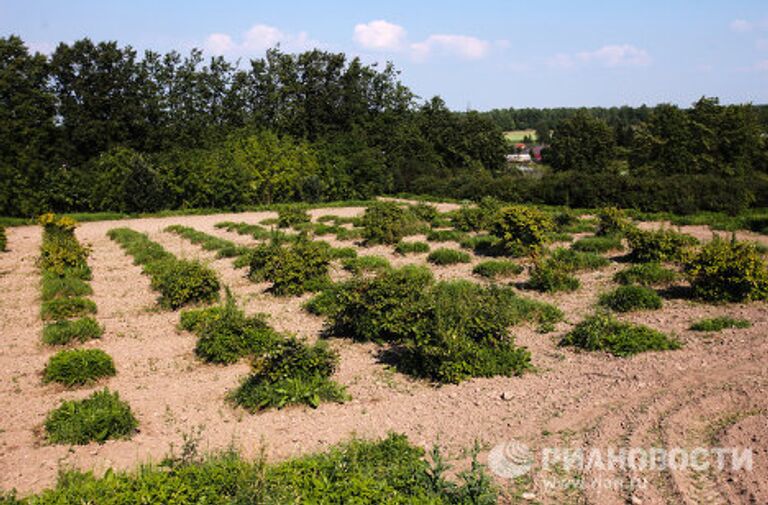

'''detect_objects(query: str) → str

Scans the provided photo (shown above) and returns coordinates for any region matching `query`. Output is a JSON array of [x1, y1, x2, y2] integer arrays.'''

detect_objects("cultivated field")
[[503, 129, 538, 143], [0, 201, 766, 504]]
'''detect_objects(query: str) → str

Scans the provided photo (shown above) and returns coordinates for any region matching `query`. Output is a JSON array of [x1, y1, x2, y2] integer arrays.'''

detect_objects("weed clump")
[[561, 312, 680, 357], [427, 248, 471, 265], [165, 225, 248, 259], [472, 259, 524, 279], [571, 235, 624, 253], [689, 316, 751, 332], [44, 389, 138, 445], [426, 229, 468, 243], [277, 205, 311, 228], [42, 317, 104, 345], [613, 263, 679, 286], [598, 285, 663, 312], [43, 349, 116, 387], [395, 241, 430, 255], [41, 297, 97, 320], [341, 255, 391, 275]]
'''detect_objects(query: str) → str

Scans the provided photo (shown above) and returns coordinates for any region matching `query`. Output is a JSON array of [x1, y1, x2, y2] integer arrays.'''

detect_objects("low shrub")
[[596, 207, 630, 236], [561, 312, 680, 357], [215, 221, 271, 240], [41, 273, 93, 301], [451, 196, 502, 232], [42, 317, 103, 345], [165, 225, 248, 259], [460, 234, 506, 257], [627, 227, 698, 263], [426, 229, 468, 243], [327, 246, 357, 259], [41, 297, 97, 321], [472, 259, 523, 279], [260, 217, 279, 226], [231, 338, 348, 410], [151, 259, 221, 309], [613, 263, 679, 286], [39, 228, 91, 277], [361, 202, 409, 245], [249, 238, 331, 296], [598, 285, 663, 312], [277, 205, 311, 228], [548, 231, 573, 242], [341, 255, 391, 275], [44, 389, 138, 445], [490, 205, 554, 255], [690, 316, 751, 332], [409, 202, 438, 224], [550, 248, 610, 271], [684, 236, 768, 302], [527, 261, 580, 293], [0, 226, 6, 251], [571, 235, 624, 253], [553, 210, 579, 230], [335, 227, 364, 241], [311, 223, 340, 236], [395, 241, 430, 255], [43, 349, 116, 387], [427, 248, 471, 265]]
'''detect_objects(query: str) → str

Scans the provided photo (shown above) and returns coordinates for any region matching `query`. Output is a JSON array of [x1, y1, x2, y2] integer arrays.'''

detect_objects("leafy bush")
[[427, 248, 471, 265], [409, 202, 438, 224], [44, 389, 138, 445], [0, 226, 6, 251], [277, 205, 311, 228], [472, 259, 523, 279], [231, 338, 347, 410], [490, 205, 554, 255], [249, 238, 331, 295], [42, 317, 103, 345], [361, 202, 413, 245], [613, 263, 679, 286], [41, 297, 97, 321], [341, 255, 391, 275], [684, 236, 768, 302], [451, 197, 502, 232], [151, 259, 221, 309], [426, 229, 468, 243], [335, 227, 364, 241], [41, 273, 93, 301], [43, 349, 116, 387], [598, 285, 663, 312], [550, 247, 610, 271], [548, 231, 573, 242], [626, 227, 698, 263], [215, 221, 271, 240], [690, 316, 751, 332], [460, 234, 506, 257], [571, 235, 624, 253], [395, 241, 430, 255], [561, 312, 680, 357], [39, 229, 91, 277], [165, 225, 248, 259], [328, 246, 357, 259], [596, 207, 630, 236], [527, 260, 580, 293]]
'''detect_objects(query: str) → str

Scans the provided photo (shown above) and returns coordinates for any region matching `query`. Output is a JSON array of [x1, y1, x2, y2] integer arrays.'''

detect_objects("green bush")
[[231, 338, 347, 411], [527, 261, 580, 293], [613, 263, 679, 286], [328, 246, 357, 259], [41, 297, 97, 321], [490, 205, 554, 255], [151, 259, 221, 309], [472, 259, 523, 279], [427, 248, 471, 265], [335, 227, 364, 241], [596, 207, 630, 236], [690, 316, 751, 332], [395, 241, 430, 255], [277, 205, 311, 228], [0, 226, 6, 251], [460, 234, 506, 257], [41, 273, 93, 301], [561, 312, 680, 357], [451, 197, 502, 232], [548, 231, 574, 242], [426, 229, 468, 243], [43, 349, 116, 387], [44, 389, 138, 445], [215, 221, 271, 240], [550, 248, 610, 271], [361, 202, 412, 245], [42, 318, 103, 345], [249, 238, 331, 296], [39, 229, 91, 277], [626, 227, 698, 263], [684, 236, 768, 302], [341, 255, 391, 275], [598, 285, 663, 312], [409, 202, 438, 224], [571, 235, 624, 253], [165, 225, 248, 259]]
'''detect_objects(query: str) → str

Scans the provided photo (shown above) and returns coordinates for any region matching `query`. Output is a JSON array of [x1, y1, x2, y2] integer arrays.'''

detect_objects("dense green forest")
[[1, 35, 767, 217]]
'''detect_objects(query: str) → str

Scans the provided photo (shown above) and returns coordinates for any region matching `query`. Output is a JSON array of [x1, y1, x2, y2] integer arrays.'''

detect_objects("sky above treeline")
[[2, 0, 767, 110]]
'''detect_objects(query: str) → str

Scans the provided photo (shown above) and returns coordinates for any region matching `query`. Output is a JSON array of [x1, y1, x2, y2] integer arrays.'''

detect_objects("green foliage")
[[490, 205, 554, 255], [613, 263, 679, 286], [690, 316, 751, 332], [546, 111, 616, 173], [42, 317, 103, 345], [460, 234, 506, 257], [596, 207, 631, 236], [571, 235, 624, 253], [248, 238, 331, 296], [89, 147, 164, 213], [38, 219, 91, 277], [548, 231, 573, 242], [215, 221, 271, 240], [472, 259, 524, 279], [684, 236, 768, 302], [43, 349, 116, 387], [395, 241, 430, 255], [41, 272, 92, 301], [527, 261, 580, 293], [409, 202, 438, 224], [561, 312, 681, 357], [165, 225, 248, 259], [341, 255, 391, 275], [426, 229, 468, 242], [41, 297, 97, 321], [328, 246, 357, 259], [598, 285, 663, 312], [361, 202, 412, 245], [550, 247, 610, 271], [451, 197, 502, 232], [427, 248, 471, 265], [232, 338, 347, 411], [335, 227, 364, 241], [0, 226, 6, 251], [626, 227, 698, 263], [277, 205, 311, 228], [44, 389, 138, 445]]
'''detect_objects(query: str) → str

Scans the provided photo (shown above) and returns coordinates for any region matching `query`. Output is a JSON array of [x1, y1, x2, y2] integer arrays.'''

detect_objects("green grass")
[[613, 263, 679, 286], [41, 273, 93, 301], [472, 259, 524, 279], [561, 312, 681, 357], [215, 221, 271, 239], [44, 389, 138, 445], [395, 241, 430, 255], [598, 285, 663, 312], [550, 247, 610, 271], [42, 317, 103, 345], [43, 349, 116, 387], [40, 297, 97, 321], [503, 129, 537, 143], [426, 229, 468, 243], [690, 316, 751, 332], [165, 224, 249, 259], [341, 255, 391, 274], [571, 235, 624, 253], [527, 261, 580, 293], [427, 248, 471, 265]]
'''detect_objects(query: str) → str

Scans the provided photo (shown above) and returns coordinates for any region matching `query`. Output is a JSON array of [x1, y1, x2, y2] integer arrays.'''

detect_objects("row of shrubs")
[[108, 228, 221, 308], [180, 293, 347, 410], [165, 225, 249, 260]]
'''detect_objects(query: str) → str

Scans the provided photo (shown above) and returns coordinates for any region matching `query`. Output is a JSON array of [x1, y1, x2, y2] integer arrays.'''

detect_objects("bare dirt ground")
[[0, 205, 766, 504]]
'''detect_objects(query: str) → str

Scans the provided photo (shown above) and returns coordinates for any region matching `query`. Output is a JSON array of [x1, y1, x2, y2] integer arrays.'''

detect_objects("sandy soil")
[[0, 206, 766, 504]]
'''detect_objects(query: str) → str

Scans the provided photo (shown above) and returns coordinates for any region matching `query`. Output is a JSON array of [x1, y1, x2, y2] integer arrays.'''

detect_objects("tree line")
[[1, 35, 767, 217]]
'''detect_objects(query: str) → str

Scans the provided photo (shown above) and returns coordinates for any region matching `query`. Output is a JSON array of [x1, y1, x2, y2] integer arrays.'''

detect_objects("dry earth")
[[0, 204, 766, 504]]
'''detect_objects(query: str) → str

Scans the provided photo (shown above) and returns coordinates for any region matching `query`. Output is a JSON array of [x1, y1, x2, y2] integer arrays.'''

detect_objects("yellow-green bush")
[[490, 205, 554, 256]]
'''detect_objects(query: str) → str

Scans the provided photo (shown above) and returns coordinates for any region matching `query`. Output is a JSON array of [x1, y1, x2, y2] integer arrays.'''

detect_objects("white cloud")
[[730, 19, 753, 32], [755, 60, 768, 71], [577, 44, 651, 67], [27, 41, 56, 55], [410, 34, 490, 61], [546, 53, 575, 69], [353, 20, 406, 51], [203, 23, 320, 56]]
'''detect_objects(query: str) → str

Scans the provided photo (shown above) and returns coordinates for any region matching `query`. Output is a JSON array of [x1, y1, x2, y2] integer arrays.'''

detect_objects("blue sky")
[[2, 0, 767, 110]]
